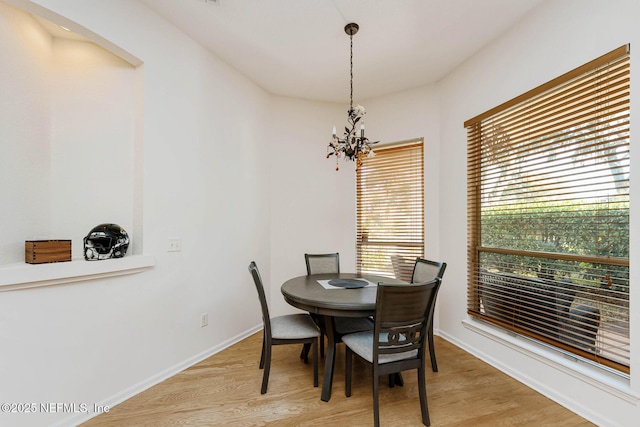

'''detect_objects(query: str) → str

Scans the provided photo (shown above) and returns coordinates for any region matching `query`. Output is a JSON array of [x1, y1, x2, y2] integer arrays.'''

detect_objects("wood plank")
[[81, 333, 593, 426]]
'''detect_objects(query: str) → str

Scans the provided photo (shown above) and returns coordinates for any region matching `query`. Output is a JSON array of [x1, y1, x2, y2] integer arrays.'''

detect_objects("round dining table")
[[281, 272, 406, 402]]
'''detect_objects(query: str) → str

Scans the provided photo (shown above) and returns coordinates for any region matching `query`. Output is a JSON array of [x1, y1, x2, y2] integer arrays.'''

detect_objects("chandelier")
[[327, 22, 377, 171]]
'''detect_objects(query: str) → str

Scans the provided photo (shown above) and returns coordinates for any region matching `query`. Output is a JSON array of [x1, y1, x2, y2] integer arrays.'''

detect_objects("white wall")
[[2, 0, 639, 426], [363, 85, 441, 261], [268, 96, 358, 315], [268, 1, 640, 425], [437, 0, 640, 425], [0, 3, 137, 265], [49, 38, 137, 257], [267, 87, 441, 316], [0, 2, 51, 264], [0, 1, 272, 426]]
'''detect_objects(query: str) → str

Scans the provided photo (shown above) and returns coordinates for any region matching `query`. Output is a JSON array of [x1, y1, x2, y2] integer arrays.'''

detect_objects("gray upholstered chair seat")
[[271, 314, 321, 340], [342, 331, 417, 364]]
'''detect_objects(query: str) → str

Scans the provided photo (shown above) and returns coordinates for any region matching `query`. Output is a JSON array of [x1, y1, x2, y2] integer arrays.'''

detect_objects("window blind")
[[466, 45, 630, 374], [357, 140, 424, 282]]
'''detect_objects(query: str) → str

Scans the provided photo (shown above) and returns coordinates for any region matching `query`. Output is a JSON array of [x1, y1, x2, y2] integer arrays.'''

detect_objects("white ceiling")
[[140, 0, 544, 103], [28, 0, 544, 103]]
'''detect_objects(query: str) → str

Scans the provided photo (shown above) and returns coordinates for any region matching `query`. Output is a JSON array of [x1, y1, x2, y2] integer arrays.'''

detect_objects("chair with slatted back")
[[248, 261, 320, 394], [302, 253, 375, 360], [411, 258, 447, 372], [343, 278, 442, 427]]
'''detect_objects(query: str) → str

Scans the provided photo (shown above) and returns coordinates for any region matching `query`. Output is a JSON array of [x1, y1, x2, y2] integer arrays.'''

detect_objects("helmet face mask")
[[84, 224, 129, 260]]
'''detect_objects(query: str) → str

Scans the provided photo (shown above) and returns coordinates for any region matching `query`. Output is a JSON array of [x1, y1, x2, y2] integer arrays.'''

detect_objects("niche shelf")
[[0, 255, 155, 292]]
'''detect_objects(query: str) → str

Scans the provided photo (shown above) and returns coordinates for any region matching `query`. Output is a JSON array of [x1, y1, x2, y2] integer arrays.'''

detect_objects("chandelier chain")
[[349, 32, 353, 112]]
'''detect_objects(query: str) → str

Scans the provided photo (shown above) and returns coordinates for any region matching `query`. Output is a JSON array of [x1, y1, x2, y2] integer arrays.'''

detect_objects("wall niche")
[[0, 1, 143, 267]]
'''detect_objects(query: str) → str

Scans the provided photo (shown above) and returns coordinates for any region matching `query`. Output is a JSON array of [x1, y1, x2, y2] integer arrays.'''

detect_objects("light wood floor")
[[82, 332, 593, 426]]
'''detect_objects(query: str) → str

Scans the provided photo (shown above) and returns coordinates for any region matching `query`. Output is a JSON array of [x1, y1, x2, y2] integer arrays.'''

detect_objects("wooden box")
[[25, 240, 72, 264]]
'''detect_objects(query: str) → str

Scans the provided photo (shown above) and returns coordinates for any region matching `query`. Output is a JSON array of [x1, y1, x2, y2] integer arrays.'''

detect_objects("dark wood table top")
[[281, 273, 406, 317]]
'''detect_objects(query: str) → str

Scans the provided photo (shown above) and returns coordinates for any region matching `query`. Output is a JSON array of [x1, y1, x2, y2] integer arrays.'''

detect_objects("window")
[[356, 140, 424, 281], [465, 45, 630, 374]]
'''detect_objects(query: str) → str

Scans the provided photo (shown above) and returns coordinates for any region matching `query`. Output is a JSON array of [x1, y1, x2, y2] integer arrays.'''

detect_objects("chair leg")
[[302, 332, 324, 360], [308, 314, 325, 359], [428, 323, 438, 372], [395, 372, 404, 386], [388, 372, 404, 387], [345, 347, 353, 397], [260, 343, 271, 394], [300, 343, 311, 363], [373, 369, 380, 427], [259, 336, 266, 369], [313, 338, 319, 387], [417, 366, 431, 426], [321, 315, 337, 402]]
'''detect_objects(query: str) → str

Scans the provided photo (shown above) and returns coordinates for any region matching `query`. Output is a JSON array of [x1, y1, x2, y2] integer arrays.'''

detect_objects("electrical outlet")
[[168, 238, 182, 252], [200, 312, 208, 328]]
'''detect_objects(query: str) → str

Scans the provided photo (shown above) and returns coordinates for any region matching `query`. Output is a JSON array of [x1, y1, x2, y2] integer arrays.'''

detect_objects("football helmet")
[[83, 223, 130, 260]]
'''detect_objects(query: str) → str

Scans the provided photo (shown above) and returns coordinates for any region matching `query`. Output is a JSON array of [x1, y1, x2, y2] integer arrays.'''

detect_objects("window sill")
[[0, 255, 155, 292], [462, 318, 639, 404]]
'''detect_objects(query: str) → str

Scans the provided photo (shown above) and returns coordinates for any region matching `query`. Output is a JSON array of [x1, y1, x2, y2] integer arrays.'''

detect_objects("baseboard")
[[51, 325, 262, 427], [437, 320, 637, 427]]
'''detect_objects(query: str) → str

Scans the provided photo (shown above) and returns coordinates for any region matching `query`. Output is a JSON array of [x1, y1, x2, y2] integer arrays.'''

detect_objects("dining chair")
[[342, 278, 442, 427], [390, 254, 414, 282], [305, 252, 341, 275], [411, 258, 447, 372], [302, 253, 339, 358], [248, 261, 319, 394], [303, 253, 375, 359]]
